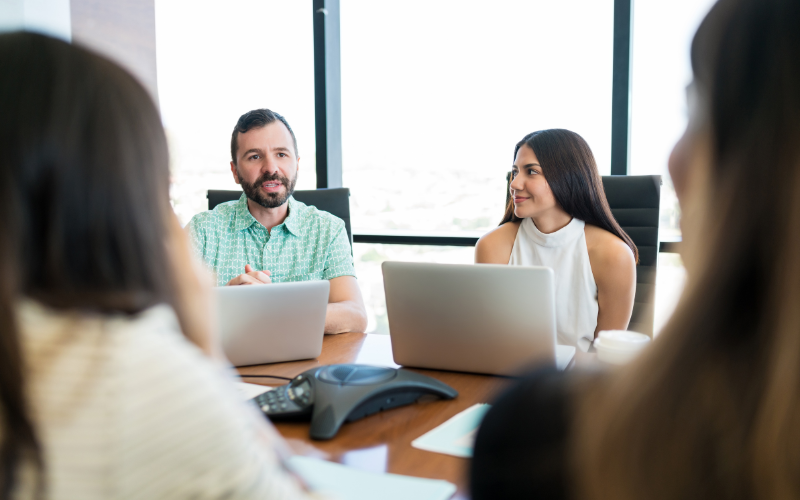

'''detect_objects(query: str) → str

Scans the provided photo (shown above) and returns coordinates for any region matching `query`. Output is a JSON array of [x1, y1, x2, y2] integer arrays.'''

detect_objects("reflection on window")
[[341, 0, 614, 235], [156, 0, 317, 225]]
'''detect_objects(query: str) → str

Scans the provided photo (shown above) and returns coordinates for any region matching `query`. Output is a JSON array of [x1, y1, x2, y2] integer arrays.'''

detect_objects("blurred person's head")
[[229, 109, 299, 209], [574, 0, 800, 498], [0, 32, 184, 494], [502, 129, 638, 262]]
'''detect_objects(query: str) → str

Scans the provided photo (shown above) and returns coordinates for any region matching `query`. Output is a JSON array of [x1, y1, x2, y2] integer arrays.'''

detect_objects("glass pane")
[[630, 0, 716, 242], [654, 252, 686, 335], [341, 0, 615, 235], [354, 244, 475, 334], [156, 0, 316, 225], [630, 0, 715, 334]]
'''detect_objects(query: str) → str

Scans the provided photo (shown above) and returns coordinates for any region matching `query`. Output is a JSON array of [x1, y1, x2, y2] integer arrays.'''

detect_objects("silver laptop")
[[214, 280, 329, 366], [382, 262, 575, 376]]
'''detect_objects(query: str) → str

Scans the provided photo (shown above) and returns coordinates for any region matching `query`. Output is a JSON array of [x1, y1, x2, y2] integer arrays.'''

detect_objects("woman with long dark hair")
[[471, 0, 800, 497], [475, 129, 637, 349], [0, 32, 313, 498]]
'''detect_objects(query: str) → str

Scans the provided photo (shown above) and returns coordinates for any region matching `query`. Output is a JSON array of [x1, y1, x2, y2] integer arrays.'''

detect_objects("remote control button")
[[280, 403, 287, 410], [261, 405, 269, 412]]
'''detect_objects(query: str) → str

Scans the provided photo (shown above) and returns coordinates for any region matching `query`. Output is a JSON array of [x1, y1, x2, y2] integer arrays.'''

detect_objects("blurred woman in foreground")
[[471, 0, 800, 497], [0, 32, 314, 498]]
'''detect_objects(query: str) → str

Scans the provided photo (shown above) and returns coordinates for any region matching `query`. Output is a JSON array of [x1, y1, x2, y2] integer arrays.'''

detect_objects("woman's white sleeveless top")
[[508, 217, 598, 350]]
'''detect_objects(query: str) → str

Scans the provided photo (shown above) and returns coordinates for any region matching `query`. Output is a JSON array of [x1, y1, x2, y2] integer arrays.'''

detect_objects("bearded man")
[[187, 109, 367, 334]]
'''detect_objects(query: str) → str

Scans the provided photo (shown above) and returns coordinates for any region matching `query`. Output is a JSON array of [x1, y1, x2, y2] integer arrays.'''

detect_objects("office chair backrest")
[[207, 188, 353, 246], [504, 173, 661, 336], [601, 175, 661, 336]]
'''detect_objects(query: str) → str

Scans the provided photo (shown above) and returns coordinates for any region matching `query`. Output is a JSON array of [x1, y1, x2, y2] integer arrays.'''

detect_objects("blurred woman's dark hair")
[[0, 32, 179, 495], [573, 0, 800, 497], [501, 128, 638, 263]]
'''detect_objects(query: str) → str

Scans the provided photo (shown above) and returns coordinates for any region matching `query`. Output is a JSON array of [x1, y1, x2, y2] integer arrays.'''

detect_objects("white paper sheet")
[[236, 382, 273, 400], [412, 404, 491, 458], [288, 456, 456, 500]]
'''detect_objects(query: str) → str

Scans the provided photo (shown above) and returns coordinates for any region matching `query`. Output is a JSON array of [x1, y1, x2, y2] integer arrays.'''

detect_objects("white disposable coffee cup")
[[593, 330, 651, 365]]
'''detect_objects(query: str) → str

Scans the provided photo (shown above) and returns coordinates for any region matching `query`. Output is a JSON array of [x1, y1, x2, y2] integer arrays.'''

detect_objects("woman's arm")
[[584, 225, 636, 336], [167, 213, 225, 360], [475, 222, 520, 264]]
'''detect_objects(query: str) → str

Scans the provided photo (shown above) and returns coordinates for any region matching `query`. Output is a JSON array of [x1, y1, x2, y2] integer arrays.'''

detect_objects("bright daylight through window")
[[341, 0, 614, 332], [629, 0, 717, 332], [341, 0, 615, 236], [156, 0, 316, 226]]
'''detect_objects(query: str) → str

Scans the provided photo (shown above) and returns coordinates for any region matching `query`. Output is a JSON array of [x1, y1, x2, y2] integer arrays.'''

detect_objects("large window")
[[630, 0, 716, 181], [156, 0, 317, 225], [340, 0, 615, 236], [354, 244, 474, 333], [153, 0, 716, 335], [340, 0, 616, 333], [629, 0, 716, 332]]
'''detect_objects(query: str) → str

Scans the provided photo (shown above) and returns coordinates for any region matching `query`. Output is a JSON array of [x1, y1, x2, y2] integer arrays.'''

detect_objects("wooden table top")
[[237, 332, 515, 500]]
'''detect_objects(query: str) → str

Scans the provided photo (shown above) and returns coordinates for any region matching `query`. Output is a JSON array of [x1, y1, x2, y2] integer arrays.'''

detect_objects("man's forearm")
[[324, 301, 368, 334]]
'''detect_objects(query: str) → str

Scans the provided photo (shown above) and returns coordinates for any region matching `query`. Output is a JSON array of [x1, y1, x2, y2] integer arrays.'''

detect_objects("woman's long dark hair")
[[501, 129, 638, 263], [574, 0, 800, 498], [0, 32, 177, 495]]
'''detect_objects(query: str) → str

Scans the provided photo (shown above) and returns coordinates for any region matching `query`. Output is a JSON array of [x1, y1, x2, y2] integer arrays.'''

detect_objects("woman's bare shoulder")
[[584, 224, 635, 269], [475, 222, 520, 264]]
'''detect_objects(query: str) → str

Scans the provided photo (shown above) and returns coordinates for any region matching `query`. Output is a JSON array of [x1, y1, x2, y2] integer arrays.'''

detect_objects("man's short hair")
[[230, 109, 298, 165]]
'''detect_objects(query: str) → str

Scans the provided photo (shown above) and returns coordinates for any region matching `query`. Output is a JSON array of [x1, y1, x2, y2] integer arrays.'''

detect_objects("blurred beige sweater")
[[11, 300, 314, 500]]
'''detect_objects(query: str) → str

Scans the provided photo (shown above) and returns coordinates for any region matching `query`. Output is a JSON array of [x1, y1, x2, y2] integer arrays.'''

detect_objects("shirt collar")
[[233, 193, 301, 236], [234, 193, 259, 231], [283, 196, 301, 236]]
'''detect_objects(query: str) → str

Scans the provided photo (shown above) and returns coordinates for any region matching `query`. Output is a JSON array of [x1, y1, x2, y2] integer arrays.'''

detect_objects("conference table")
[[237, 332, 594, 499]]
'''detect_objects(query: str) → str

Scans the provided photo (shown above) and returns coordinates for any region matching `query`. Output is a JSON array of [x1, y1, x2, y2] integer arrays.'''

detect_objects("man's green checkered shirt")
[[186, 194, 356, 287]]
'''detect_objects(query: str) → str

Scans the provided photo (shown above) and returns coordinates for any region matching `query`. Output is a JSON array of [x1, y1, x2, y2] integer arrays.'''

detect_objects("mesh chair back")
[[601, 175, 661, 336], [206, 188, 353, 246]]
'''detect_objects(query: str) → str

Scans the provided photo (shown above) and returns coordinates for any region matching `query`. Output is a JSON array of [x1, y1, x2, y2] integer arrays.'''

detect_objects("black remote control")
[[253, 374, 314, 418]]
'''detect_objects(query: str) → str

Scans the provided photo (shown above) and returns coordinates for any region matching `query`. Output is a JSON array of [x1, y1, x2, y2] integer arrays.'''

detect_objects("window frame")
[[313, 0, 678, 253]]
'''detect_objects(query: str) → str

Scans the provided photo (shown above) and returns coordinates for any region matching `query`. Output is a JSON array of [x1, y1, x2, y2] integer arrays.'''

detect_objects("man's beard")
[[240, 170, 297, 209]]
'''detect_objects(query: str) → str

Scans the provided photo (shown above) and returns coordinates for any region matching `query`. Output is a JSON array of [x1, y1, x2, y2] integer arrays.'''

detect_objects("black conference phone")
[[253, 364, 458, 440]]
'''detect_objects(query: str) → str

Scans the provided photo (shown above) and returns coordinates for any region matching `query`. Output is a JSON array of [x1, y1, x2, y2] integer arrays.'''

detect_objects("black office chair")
[[504, 173, 661, 336], [207, 188, 353, 246], [601, 175, 661, 337]]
